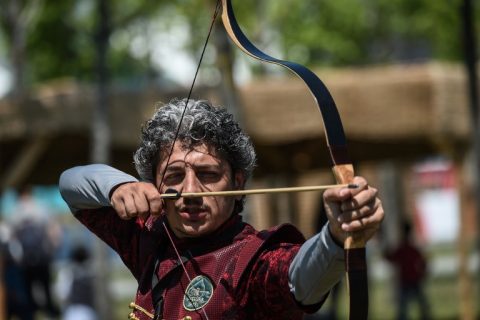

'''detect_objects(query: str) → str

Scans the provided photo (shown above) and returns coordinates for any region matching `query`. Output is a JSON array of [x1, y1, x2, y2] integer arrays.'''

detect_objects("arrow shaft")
[[161, 183, 355, 199]]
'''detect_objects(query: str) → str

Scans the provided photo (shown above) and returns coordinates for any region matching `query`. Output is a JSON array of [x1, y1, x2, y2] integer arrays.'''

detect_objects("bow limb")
[[333, 163, 368, 320], [220, 0, 368, 318]]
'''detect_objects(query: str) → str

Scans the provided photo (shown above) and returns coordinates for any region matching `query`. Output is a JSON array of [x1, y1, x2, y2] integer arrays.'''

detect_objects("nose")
[[181, 169, 202, 193], [181, 170, 203, 205]]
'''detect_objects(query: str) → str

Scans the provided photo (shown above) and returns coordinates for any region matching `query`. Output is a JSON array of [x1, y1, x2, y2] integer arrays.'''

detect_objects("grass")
[[321, 273, 479, 320], [109, 270, 478, 320], [107, 240, 479, 320]]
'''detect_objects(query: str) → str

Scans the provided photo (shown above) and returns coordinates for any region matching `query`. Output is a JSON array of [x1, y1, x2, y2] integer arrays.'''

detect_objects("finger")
[[110, 183, 135, 219], [341, 187, 378, 211], [111, 193, 130, 219], [123, 194, 138, 219], [116, 203, 130, 220], [339, 197, 381, 222], [113, 201, 128, 220], [325, 177, 366, 200], [341, 204, 384, 232], [144, 189, 163, 216], [341, 216, 381, 233], [149, 197, 164, 217], [350, 176, 368, 193], [323, 185, 354, 203], [133, 193, 150, 220]]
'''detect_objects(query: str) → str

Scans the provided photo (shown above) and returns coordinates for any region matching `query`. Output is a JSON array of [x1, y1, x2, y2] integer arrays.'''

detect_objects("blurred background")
[[0, 0, 479, 319]]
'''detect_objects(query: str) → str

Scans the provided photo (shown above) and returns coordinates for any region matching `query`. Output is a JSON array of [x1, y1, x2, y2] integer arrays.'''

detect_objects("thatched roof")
[[0, 63, 475, 187], [0, 63, 473, 143], [240, 63, 471, 143], [0, 80, 192, 147]]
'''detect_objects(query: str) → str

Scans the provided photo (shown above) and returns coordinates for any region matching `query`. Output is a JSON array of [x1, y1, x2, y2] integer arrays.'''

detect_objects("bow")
[[219, 0, 368, 318], [132, 1, 369, 319]]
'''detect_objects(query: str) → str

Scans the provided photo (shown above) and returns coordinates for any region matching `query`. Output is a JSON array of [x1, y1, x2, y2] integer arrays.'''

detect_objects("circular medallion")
[[183, 275, 214, 311]]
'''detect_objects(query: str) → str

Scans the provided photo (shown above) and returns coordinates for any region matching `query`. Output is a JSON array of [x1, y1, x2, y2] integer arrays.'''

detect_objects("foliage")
[[0, 0, 165, 84], [26, 0, 84, 81], [245, 0, 474, 66], [0, 0, 479, 86]]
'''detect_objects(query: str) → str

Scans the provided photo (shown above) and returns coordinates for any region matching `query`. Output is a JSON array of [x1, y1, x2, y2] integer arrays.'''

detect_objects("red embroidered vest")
[[129, 221, 305, 320]]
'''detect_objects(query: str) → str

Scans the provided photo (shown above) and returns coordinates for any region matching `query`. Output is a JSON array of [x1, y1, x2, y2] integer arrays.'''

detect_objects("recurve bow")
[[219, 1, 369, 318]]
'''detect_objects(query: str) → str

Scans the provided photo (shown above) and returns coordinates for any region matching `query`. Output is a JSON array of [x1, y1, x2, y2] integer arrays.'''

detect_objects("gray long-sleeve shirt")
[[59, 164, 344, 306]]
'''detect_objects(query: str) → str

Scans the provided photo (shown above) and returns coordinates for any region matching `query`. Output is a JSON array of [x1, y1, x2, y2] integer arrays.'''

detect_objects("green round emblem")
[[183, 275, 214, 311]]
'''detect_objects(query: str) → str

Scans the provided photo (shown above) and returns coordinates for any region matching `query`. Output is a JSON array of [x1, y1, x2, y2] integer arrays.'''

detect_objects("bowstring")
[[156, 1, 222, 319], [157, 0, 222, 194]]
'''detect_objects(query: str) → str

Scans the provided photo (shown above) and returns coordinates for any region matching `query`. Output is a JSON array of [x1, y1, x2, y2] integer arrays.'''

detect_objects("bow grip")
[[332, 164, 366, 249]]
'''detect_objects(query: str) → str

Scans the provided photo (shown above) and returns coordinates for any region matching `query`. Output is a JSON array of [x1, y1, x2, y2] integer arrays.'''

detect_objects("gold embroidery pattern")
[[127, 302, 194, 320], [128, 302, 154, 319]]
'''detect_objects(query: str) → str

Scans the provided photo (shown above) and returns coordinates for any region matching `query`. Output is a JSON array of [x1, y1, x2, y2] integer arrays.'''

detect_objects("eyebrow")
[[165, 162, 222, 172]]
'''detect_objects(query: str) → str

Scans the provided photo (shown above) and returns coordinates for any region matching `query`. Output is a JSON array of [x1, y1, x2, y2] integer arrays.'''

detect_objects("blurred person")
[[0, 221, 4, 319], [0, 218, 35, 319], [11, 185, 61, 318], [59, 99, 384, 320], [384, 221, 430, 320], [56, 245, 97, 320]]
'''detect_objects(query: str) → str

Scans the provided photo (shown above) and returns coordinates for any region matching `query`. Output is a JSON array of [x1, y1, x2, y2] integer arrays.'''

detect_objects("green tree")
[[1, 0, 479, 89], [224, 0, 479, 66]]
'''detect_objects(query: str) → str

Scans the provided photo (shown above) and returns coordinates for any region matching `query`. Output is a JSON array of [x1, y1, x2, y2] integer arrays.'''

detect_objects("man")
[[11, 186, 60, 318], [59, 99, 384, 320], [384, 222, 430, 320]]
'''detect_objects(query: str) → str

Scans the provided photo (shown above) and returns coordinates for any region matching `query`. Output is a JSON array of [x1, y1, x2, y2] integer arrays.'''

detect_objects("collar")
[[175, 214, 245, 250]]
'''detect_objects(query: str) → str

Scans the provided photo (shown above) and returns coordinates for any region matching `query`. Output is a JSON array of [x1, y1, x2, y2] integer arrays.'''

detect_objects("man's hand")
[[323, 176, 384, 244], [110, 182, 163, 220]]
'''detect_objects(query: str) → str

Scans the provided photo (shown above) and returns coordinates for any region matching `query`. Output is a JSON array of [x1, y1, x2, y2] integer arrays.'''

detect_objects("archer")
[[59, 99, 384, 320]]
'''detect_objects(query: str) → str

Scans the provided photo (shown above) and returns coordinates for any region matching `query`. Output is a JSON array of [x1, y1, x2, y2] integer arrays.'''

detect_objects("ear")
[[233, 171, 246, 200]]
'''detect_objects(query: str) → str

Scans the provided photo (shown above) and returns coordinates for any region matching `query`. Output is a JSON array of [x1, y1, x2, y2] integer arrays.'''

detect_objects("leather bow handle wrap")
[[220, 0, 369, 318]]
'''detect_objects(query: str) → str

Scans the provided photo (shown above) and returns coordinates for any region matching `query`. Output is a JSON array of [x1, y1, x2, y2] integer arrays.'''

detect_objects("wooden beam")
[[1, 133, 51, 190]]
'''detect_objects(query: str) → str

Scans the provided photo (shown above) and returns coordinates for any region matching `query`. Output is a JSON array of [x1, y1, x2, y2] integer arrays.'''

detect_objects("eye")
[[163, 172, 184, 186], [197, 170, 221, 183]]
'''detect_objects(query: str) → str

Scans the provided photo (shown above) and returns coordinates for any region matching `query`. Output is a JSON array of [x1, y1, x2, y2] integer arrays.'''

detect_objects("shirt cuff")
[[288, 223, 345, 306]]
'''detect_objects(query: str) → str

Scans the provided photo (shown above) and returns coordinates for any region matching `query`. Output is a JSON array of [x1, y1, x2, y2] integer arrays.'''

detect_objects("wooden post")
[[0, 255, 5, 320], [457, 157, 475, 320], [91, 0, 112, 318], [460, 0, 479, 316]]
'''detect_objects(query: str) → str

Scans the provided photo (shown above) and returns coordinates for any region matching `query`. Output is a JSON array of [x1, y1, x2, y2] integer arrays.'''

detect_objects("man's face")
[[156, 142, 245, 238]]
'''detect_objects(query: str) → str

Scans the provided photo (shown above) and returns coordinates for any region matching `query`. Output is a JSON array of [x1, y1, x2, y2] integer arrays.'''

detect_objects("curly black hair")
[[133, 99, 257, 213]]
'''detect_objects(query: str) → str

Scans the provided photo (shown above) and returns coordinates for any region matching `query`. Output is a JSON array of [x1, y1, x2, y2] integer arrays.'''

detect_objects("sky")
[[0, 64, 11, 97], [120, 16, 253, 87], [0, 17, 252, 98]]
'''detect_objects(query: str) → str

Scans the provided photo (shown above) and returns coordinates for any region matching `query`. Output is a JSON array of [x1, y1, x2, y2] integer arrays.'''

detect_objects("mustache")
[[177, 204, 209, 213]]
